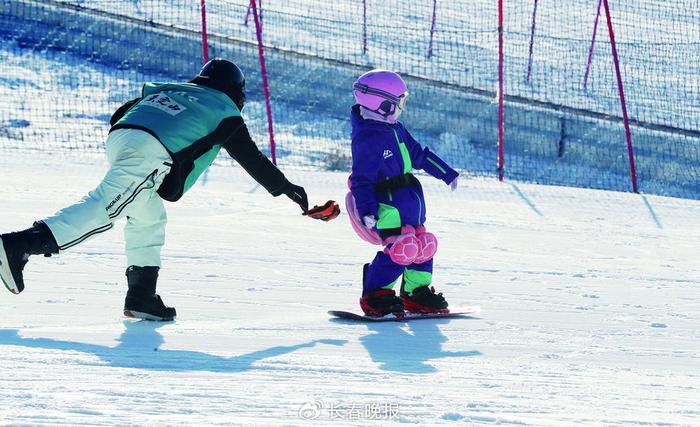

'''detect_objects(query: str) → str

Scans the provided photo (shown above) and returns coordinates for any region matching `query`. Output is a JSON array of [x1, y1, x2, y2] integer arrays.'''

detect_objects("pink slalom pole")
[[250, 0, 277, 165], [583, 0, 602, 90], [497, 0, 505, 181], [362, 0, 367, 54], [200, 0, 209, 63], [525, 0, 538, 81], [244, 0, 262, 27], [603, 0, 637, 192], [427, 0, 437, 58]]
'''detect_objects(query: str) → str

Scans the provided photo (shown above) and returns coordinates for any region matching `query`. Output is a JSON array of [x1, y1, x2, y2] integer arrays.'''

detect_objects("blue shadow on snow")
[[0, 321, 347, 373], [355, 318, 481, 374]]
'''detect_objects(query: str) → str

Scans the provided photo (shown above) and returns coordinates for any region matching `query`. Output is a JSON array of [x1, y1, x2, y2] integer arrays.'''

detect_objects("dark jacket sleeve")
[[110, 98, 141, 126], [404, 127, 459, 185], [223, 121, 289, 196]]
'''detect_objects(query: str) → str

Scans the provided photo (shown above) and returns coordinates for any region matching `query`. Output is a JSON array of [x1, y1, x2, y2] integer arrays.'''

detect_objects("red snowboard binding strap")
[[303, 200, 340, 221], [401, 286, 450, 314]]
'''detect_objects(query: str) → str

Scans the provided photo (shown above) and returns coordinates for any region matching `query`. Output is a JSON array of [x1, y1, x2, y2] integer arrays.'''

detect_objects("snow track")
[[0, 152, 698, 425]]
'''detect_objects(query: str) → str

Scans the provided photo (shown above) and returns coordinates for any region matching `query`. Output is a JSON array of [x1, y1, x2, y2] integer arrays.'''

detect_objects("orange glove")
[[303, 200, 340, 222]]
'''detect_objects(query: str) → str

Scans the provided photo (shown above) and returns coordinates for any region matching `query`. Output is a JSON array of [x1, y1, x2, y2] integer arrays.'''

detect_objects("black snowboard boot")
[[360, 289, 405, 317], [400, 285, 449, 314], [0, 221, 59, 294], [359, 264, 404, 317], [123, 266, 176, 321]]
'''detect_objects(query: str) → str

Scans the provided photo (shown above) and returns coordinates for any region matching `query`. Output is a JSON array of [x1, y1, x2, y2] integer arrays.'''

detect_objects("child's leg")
[[402, 258, 433, 294], [363, 250, 404, 295], [401, 258, 448, 312], [360, 249, 406, 316]]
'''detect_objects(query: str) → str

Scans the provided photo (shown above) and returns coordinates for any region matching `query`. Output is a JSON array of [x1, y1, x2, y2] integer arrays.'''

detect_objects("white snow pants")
[[44, 129, 172, 267]]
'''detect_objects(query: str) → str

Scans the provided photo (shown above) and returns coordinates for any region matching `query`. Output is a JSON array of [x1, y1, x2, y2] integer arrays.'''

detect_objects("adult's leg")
[[0, 221, 58, 294], [124, 191, 167, 268], [1, 129, 170, 295], [44, 129, 170, 251], [121, 187, 175, 321], [92, 129, 174, 320]]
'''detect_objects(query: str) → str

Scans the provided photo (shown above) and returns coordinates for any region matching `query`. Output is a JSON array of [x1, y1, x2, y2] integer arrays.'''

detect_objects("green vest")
[[115, 83, 239, 194]]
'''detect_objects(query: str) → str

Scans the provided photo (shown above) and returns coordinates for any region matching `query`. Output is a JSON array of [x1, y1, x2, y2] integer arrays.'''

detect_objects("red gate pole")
[[250, 0, 277, 164], [427, 0, 437, 58], [603, 0, 637, 192], [245, 0, 262, 27], [497, 0, 505, 181], [200, 0, 208, 63], [583, 0, 602, 90], [525, 0, 538, 81], [362, 0, 368, 54]]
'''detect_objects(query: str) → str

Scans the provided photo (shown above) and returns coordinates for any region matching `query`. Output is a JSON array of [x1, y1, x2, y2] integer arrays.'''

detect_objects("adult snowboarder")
[[0, 58, 311, 321], [348, 69, 459, 317]]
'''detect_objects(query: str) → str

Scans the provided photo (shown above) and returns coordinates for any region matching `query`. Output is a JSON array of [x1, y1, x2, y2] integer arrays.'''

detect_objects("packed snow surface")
[[1, 152, 698, 426]]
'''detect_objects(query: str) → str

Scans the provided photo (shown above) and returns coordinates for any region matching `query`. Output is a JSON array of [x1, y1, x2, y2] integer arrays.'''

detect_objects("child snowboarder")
[[348, 69, 459, 317]]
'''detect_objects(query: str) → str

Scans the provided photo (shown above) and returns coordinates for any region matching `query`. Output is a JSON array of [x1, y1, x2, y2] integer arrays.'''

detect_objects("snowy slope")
[[1, 152, 698, 426]]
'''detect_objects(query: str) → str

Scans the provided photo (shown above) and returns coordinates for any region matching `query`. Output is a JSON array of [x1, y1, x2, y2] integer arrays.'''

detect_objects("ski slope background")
[[1, 151, 700, 425], [52, 0, 700, 131], [1, 7, 700, 425]]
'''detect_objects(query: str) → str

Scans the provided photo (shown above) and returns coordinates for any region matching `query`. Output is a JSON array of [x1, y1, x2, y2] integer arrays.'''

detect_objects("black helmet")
[[191, 58, 246, 110]]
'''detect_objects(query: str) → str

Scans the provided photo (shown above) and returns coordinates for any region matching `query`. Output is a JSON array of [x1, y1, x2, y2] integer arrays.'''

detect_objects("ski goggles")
[[354, 82, 409, 111], [396, 92, 409, 111]]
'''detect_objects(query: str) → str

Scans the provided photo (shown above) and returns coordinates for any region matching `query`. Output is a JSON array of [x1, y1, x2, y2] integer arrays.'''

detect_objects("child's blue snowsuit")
[[349, 105, 458, 294]]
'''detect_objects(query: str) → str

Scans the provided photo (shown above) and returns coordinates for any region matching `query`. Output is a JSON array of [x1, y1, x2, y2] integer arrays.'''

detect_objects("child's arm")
[[350, 132, 382, 218], [404, 128, 459, 185]]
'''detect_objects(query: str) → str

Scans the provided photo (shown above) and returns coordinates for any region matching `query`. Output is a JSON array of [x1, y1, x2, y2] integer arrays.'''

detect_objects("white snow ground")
[[0, 151, 699, 426]]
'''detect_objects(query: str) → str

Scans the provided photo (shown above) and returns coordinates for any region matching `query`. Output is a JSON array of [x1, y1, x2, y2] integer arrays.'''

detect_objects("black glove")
[[283, 182, 309, 212]]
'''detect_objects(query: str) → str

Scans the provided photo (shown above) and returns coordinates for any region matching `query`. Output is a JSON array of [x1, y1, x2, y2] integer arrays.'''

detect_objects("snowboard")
[[328, 308, 479, 322]]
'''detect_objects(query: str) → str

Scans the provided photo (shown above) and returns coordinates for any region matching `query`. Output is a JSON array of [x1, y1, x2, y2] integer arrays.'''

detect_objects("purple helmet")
[[353, 69, 409, 123]]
